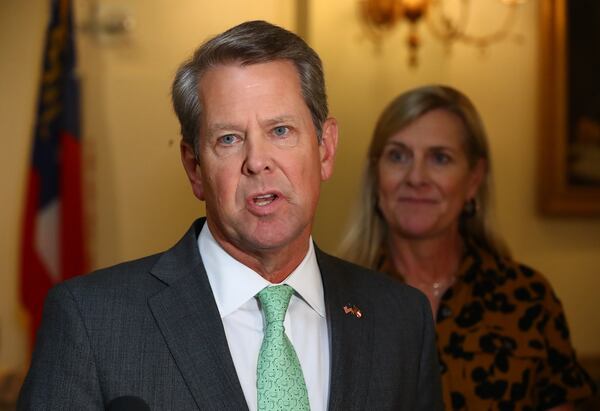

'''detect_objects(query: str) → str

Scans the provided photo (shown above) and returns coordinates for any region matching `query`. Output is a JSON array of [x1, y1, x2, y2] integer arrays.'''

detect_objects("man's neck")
[[207, 222, 312, 283]]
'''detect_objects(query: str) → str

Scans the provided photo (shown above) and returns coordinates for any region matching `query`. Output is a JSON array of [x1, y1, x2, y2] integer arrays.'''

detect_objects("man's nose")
[[242, 133, 273, 175]]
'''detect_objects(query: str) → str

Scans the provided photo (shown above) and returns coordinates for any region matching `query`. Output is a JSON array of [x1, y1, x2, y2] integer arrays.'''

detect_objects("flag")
[[20, 0, 87, 348]]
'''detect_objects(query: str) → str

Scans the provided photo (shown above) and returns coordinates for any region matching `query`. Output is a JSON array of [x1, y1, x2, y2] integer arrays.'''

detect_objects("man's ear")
[[180, 140, 205, 201], [319, 117, 339, 181]]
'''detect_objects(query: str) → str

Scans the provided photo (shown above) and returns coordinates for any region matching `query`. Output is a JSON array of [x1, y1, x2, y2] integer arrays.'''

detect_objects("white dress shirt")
[[199, 223, 330, 411]]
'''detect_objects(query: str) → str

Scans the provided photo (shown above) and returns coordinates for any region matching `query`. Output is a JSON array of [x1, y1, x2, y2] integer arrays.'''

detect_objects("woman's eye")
[[388, 149, 410, 163], [432, 152, 451, 164], [218, 134, 239, 145], [273, 126, 289, 137]]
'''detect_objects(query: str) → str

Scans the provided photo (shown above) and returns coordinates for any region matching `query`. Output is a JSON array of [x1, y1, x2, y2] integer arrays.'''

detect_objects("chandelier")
[[359, 0, 527, 66]]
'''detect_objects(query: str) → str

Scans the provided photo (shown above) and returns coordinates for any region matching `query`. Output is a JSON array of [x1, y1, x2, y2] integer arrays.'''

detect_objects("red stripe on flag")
[[20, 170, 54, 347], [60, 131, 87, 280], [21, 0, 86, 350]]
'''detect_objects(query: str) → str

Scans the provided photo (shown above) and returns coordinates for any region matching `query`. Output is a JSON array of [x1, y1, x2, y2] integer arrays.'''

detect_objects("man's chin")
[[241, 232, 304, 253], [239, 221, 310, 253]]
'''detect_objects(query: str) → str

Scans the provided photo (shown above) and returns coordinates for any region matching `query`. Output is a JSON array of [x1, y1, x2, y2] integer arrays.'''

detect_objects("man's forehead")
[[199, 59, 300, 87], [198, 60, 310, 123]]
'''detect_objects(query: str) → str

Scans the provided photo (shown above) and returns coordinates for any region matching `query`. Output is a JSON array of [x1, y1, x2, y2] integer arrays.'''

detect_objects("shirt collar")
[[198, 222, 326, 319]]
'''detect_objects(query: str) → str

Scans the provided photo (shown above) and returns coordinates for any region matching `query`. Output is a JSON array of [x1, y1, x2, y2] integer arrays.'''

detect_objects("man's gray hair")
[[171, 20, 328, 157]]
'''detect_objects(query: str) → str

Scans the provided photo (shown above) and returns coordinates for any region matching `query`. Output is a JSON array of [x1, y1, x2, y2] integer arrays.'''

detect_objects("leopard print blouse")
[[378, 244, 596, 410]]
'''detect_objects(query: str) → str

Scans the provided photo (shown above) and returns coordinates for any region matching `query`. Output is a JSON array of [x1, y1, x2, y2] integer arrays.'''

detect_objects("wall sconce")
[[359, 0, 527, 66], [78, 1, 136, 43]]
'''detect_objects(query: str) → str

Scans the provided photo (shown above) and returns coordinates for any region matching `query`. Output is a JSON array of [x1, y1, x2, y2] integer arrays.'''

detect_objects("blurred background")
[[1, 0, 599, 406]]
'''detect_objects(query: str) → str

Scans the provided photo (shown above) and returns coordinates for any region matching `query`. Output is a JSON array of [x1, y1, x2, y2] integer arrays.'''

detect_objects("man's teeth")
[[254, 194, 277, 206]]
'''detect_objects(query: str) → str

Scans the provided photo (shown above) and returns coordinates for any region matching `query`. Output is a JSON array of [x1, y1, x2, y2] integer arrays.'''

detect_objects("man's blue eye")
[[220, 134, 237, 145], [273, 126, 289, 137]]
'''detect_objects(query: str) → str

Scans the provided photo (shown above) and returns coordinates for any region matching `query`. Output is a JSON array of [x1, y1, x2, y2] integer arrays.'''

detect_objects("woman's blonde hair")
[[340, 85, 509, 268]]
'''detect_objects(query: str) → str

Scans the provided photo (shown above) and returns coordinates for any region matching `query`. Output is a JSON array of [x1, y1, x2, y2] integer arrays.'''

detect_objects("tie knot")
[[257, 284, 294, 325]]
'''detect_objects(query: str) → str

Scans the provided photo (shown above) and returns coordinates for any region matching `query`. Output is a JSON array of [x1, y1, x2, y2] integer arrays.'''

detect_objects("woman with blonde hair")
[[341, 85, 595, 410]]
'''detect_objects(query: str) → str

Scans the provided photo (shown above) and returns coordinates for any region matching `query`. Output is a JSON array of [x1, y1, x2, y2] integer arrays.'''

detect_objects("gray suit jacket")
[[18, 219, 442, 410]]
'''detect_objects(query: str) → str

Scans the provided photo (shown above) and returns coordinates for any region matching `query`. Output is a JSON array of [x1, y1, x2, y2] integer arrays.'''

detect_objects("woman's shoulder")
[[454, 244, 568, 330], [469, 244, 556, 296], [439, 244, 596, 409]]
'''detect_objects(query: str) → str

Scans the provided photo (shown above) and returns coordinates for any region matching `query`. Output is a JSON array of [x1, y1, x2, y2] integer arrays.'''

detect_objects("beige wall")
[[311, 0, 600, 355], [0, 0, 48, 372], [1, 0, 598, 373]]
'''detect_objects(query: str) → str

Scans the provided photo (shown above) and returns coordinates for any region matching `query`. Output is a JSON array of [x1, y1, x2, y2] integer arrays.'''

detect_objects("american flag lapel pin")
[[343, 303, 362, 318]]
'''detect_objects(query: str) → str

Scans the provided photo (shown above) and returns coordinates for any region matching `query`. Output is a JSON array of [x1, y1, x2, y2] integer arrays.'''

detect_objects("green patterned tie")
[[256, 285, 310, 411]]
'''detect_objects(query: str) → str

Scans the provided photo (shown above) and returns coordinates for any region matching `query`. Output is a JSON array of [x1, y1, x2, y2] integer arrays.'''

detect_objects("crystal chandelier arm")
[[358, 0, 406, 46], [426, 0, 472, 43], [425, 0, 521, 49], [458, 5, 519, 48]]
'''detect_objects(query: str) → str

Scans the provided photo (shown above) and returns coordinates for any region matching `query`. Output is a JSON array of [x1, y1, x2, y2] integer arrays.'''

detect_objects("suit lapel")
[[147, 219, 248, 410], [317, 249, 374, 410], [145, 222, 374, 409]]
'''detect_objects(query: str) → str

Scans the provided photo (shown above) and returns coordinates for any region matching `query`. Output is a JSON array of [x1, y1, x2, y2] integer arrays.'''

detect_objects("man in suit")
[[18, 21, 442, 410]]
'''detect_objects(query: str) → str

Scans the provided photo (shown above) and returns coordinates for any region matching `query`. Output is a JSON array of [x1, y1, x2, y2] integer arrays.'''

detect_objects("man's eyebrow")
[[272, 115, 297, 122], [206, 116, 301, 135], [206, 123, 240, 135], [262, 115, 298, 126]]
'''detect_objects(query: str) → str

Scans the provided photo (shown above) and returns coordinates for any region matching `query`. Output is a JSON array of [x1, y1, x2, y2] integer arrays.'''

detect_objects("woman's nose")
[[406, 159, 428, 186]]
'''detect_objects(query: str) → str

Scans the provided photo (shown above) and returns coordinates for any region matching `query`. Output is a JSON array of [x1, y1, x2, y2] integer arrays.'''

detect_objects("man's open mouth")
[[253, 193, 278, 206]]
